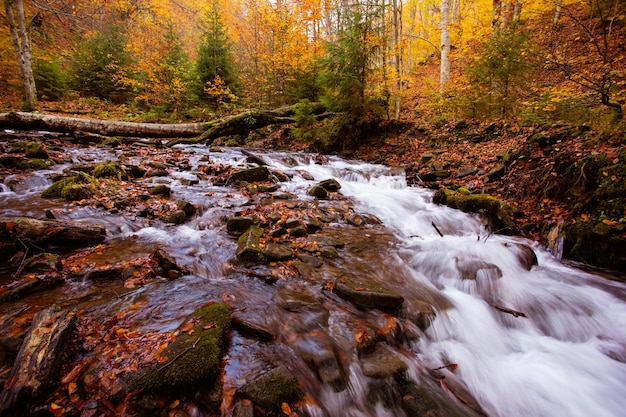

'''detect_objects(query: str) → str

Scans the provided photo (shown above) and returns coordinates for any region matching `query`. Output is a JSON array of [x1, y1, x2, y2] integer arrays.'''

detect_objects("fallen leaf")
[[602, 219, 618, 226], [203, 322, 217, 330], [68, 381, 77, 395], [281, 402, 291, 415]]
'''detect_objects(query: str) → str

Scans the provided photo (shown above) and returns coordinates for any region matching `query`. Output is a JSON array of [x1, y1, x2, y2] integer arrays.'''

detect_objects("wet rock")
[[334, 278, 404, 313], [455, 257, 503, 280], [318, 178, 341, 192], [177, 200, 197, 217], [237, 365, 303, 411], [152, 249, 185, 277], [164, 210, 187, 224], [291, 333, 346, 391], [146, 168, 169, 177], [505, 242, 538, 270], [123, 303, 231, 393], [360, 344, 408, 379], [231, 166, 270, 183], [149, 184, 171, 197], [420, 153, 434, 163], [227, 216, 258, 235], [232, 311, 274, 341], [236, 225, 267, 264], [24, 142, 49, 159], [0, 337, 22, 366], [308, 185, 328, 199], [319, 245, 339, 259], [311, 236, 346, 249], [400, 378, 481, 417], [263, 242, 294, 261], [289, 225, 308, 237]]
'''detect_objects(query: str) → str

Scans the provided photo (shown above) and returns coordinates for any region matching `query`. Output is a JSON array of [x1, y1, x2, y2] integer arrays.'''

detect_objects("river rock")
[[455, 257, 503, 280], [237, 365, 303, 411], [263, 242, 294, 261], [233, 399, 254, 417], [289, 225, 308, 237], [360, 344, 408, 379], [308, 185, 328, 199], [227, 216, 258, 235], [232, 311, 274, 341], [24, 142, 49, 159], [93, 161, 127, 180], [123, 302, 231, 393], [231, 166, 270, 183], [319, 178, 341, 192], [504, 242, 538, 270], [333, 278, 404, 313], [149, 184, 171, 197], [290, 333, 346, 391], [164, 210, 187, 224], [177, 200, 197, 217], [236, 225, 266, 264]]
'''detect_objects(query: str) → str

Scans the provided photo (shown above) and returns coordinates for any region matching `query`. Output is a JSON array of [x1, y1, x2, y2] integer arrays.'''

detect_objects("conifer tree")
[[194, 3, 239, 107]]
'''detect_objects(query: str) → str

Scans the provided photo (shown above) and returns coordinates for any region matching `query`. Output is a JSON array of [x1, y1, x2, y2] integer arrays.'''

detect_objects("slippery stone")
[[237, 365, 303, 410], [333, 278, 404, 313], [236, 225, 266, 264]]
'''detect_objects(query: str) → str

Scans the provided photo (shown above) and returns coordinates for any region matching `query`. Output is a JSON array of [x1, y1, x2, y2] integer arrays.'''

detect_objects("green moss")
[[15, 158, 55, 170], [149, 185, 171, 197], [239, 366, 304, 410], [41, 172, 95, 201], [93, 161, 127, 180], [236, 225, 267, 264], [125, 303, 231, 393], [24, 142, 49, 159]]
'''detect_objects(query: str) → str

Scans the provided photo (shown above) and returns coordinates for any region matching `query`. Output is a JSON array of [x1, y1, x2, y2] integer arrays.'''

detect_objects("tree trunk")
[[0, 103, 327, 144], [4, 0, 37, 111], [392, 0, 402, 119], [440, 0, 451, 93], [0, 218, 107, 249]]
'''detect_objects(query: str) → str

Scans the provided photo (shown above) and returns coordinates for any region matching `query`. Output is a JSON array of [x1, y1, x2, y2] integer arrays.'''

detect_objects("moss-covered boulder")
[[15, 158, 55, 170], [24, 142, 49, 159], [41, 172, 95, 201], [562, 221, 626, 270], [433, 188, 516, 234], [124, 302, 231, 393], [236, 225, 266, 264], [237, 365, 303, 411], [93, 161, 127, 180]]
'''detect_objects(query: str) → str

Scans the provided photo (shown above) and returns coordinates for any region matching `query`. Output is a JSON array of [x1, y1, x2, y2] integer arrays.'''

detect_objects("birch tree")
[[3, 0, 36, 111], [440, 0, 451, 92]]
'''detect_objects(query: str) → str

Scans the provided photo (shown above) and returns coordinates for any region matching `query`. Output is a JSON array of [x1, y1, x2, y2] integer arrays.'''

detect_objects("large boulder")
[[123, 302, 231, 393]]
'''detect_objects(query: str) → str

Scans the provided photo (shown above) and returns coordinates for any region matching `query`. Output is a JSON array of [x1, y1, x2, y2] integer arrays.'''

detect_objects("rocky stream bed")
[[0, 131, 625, 417]]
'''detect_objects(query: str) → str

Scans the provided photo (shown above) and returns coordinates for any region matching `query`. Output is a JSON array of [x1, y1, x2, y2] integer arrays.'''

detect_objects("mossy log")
[[0, 103, 326, 145], [0, 306, 76, 414]]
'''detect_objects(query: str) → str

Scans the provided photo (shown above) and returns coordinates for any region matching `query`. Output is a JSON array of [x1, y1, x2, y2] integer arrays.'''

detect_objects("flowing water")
[[1, 138, 625, 417]]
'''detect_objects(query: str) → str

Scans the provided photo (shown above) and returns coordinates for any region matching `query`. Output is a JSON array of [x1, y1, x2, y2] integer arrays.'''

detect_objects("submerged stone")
[[231, 166, 270, 183], [360, 344, 408, 379]]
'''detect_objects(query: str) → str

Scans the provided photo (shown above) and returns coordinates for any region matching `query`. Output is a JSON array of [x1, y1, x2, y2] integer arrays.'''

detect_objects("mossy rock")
[[41, 172, 95, 201], [236, 225, 267, 264], [563, 221, 626, 270], [24, 142, 49, 159], [433, 188, 516, 235], [15, 158, 55, 170], [164, 210, 187, 225], [124, 302, 231, 393], [237, 365, 304, 410], [149, 184, 171, 197], [231, 166, 270, 183], [93, 161, 127, 180]]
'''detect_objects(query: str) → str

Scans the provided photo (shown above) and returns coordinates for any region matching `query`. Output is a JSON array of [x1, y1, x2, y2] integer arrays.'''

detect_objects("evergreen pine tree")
[[194, 4, 239, 107]]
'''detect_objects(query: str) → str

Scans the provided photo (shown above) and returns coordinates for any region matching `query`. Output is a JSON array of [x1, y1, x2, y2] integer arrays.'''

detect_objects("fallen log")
[[0, 218, 106, 248], [0, 306, 76, 414], [0, 111, 205, 138], [0, 102, 327, 144]]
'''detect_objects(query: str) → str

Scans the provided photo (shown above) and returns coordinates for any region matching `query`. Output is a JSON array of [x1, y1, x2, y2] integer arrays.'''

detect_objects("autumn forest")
[[1, 0, 624, 125]]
